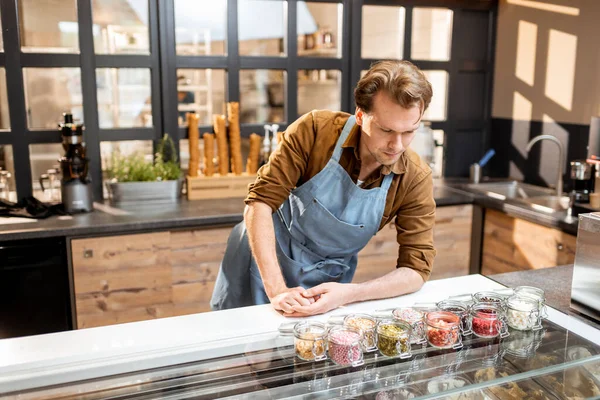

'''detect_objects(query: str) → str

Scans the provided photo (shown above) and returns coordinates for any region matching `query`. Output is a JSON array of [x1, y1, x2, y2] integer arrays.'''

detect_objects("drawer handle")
[[557, 243, 564, 251], [84, 249, 94, 258]]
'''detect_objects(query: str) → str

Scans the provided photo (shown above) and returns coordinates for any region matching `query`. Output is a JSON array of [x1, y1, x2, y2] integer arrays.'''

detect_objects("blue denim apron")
[[210, 116, 393, 309]]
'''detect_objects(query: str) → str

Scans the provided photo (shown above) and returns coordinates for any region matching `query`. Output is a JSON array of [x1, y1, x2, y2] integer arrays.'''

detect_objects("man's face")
[[356, 92, 422, 167]]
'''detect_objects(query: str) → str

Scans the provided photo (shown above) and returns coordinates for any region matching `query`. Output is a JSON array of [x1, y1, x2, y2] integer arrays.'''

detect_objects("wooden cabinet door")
[[481, 209, 576, 275], [71, 226, 232, 329], [354, 205, 473, 283]]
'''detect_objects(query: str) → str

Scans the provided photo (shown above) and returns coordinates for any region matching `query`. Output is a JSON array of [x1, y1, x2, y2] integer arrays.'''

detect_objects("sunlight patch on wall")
[[506, 0, 579, 17], [545, 29, 577, 111], [515, 20, 537, 86]]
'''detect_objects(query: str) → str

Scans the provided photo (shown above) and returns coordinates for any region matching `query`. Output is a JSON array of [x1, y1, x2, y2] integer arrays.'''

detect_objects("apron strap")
[[331, 115, 397, 189], [331, 115, 356, 162]]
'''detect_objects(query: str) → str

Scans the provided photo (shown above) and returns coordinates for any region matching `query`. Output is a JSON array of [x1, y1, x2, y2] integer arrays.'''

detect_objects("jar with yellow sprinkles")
[[376, 319, 412, 358]]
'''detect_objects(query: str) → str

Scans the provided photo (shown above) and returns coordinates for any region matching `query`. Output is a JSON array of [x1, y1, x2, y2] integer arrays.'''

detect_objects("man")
[[211, 60, 436, 316]]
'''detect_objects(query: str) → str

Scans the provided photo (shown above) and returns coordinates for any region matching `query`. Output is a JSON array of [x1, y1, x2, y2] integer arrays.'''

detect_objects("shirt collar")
[[341, 122, 407, 175]]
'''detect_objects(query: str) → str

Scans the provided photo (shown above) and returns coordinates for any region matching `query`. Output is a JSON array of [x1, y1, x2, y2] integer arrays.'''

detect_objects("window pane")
[[411, 8, 453, 61], [97, 68, 152, 128], [297, 2, 342, 58], [101, 140, 153, 198], [24, 68, 83, 129], [361, 5, 405, 60], [423, 70, 448, 121], [298, 70, 341, 116], [175, 0, 227, 56], [19, 0, 79, 53], [0, 68, 9, 129], [240, 69, 285, 124], [239, 0, 286, 57], [92, 0, 149, 54], [177, 69, 227, 126], [29, 143, 62, 202], [0, 145, 15, 202]]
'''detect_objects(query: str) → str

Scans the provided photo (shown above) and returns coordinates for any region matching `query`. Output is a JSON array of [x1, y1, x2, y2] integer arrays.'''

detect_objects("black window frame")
[[0, 0, 496, 201]]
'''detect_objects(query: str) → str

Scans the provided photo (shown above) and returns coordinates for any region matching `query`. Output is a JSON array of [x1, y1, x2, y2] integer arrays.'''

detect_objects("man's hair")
[[354, 60, 433, 114]]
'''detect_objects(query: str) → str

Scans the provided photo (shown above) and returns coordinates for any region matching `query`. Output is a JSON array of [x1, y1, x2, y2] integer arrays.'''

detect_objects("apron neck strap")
[[332, 115, 398, 186], [331, 115, 356, 162]]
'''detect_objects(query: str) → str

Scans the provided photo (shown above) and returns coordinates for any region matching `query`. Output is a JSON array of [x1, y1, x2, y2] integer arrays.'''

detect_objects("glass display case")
[[9, 315, 600, 399]]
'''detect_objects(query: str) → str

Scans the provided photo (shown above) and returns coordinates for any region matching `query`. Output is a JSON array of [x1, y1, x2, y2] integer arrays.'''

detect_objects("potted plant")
[[105, 134, 183, 203]]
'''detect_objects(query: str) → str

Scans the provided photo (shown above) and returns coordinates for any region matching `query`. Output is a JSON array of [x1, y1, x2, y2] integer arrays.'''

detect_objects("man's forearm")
[[350, 267, 425, 303], [244, 202, 287, 298]]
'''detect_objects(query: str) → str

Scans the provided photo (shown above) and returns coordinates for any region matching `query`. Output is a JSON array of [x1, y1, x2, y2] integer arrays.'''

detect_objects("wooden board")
[[354, 204, 473, 283], [72, 227, 232, 329], [481, 209, 577, 276], [186, 173, 256, 200]]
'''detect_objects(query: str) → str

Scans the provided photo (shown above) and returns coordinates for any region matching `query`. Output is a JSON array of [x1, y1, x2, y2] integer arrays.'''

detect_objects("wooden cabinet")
[[354, 204, 473, 283], [481, 209, 576, 276], [71, 227, 231, 329], [72, 204, 473, 329]]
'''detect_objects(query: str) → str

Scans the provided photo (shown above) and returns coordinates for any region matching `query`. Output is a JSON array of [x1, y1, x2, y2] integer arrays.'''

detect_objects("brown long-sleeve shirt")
[[245, 110, 436, 281]]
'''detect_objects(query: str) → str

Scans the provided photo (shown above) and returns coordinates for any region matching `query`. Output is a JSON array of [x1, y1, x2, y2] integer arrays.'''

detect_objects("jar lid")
[[437, 300, 468, 313], [426, 311, 460, 328], [470, 302, 504, 319], [327, 326, 362, 345], [292, 321, 327, 340], [473, 291, 506, 304], [392, 307, 426, 324], [376, 319, 411, 338], [344, 313, 376, 331], [507, 295, 538, 311], [514, 286, 545, 301]]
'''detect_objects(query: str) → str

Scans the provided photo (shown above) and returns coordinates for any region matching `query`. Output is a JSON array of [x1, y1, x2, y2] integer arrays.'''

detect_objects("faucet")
[[525, 135, 564, 197]]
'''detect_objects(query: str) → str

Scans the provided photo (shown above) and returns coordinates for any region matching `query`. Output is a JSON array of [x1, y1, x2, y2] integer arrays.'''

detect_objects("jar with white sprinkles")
[[506, 296, 542, 331]]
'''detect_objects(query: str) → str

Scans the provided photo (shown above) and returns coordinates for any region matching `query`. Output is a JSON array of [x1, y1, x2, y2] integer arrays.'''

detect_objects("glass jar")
[[327, 326, 364, 367], [505, 295, 543, 331], [392, 307, 427, 344], [514, 286, 545, 303], [469, 303, 510, 339], [292, 322, 327, 361], [343, 313, 377, 352], [436, 300, 472, 336], [472, 291, 507, 308], [426, 311, 463, 349], [376, 319, 412, 358]]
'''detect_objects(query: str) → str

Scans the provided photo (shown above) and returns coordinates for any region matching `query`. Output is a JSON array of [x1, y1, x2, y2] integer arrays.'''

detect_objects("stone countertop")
[[0, 177, 585, 241], [0, 184, 475, 241], [490, 265, 600, 329]]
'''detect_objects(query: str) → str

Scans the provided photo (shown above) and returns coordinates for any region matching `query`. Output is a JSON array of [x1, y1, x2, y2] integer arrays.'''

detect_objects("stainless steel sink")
[[466, 181, 570, 215], [466, 181, 555, 200]]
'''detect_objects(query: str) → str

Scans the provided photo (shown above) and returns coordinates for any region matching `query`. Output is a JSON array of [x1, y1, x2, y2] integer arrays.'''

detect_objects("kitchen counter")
[[0, 182, 474, 241], [2, 274, 600, 398]]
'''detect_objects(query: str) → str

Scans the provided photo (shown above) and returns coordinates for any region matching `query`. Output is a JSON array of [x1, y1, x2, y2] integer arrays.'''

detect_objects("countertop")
[[2, 274, 599, 394], [0, 182, 473, 241], [490, 264, 600, 329], [0, 178, 587, 241]]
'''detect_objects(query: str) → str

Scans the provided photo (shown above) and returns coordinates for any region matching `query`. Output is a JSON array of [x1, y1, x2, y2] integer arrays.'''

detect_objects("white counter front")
[[1, 274, 599, 395]]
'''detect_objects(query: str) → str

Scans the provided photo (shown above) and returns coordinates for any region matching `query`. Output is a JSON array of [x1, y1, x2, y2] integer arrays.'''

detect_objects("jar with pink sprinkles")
[[327, 326, 364, 367]]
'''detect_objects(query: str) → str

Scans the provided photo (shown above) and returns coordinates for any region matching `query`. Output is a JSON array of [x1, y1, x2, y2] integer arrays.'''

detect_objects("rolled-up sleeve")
[[245, 112, 316, 212], [395, 170, 437, 281]]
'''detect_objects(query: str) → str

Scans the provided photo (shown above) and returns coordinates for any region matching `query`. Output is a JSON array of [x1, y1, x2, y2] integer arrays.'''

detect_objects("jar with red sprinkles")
[[469, 302, 510, 339], [327, 326, 364, 367], [426, 311, 463, 349]]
